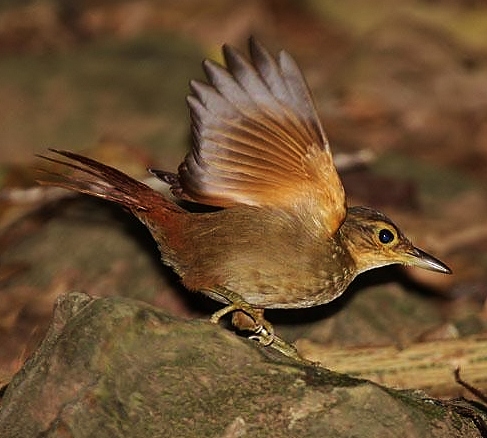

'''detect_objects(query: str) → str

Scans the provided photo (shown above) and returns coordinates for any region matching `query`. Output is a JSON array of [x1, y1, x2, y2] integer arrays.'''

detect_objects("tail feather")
[[37, 149, 168, 211]]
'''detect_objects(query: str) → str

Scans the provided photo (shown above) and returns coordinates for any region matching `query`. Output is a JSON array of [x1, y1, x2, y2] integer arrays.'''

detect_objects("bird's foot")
[[232, 311, 317, 364], [207, 287, 314, 363], [231, 309, 274, 345], [208, 287, 274, 344], [248, 322, 275, 346], [210, 303, 314, 364], [270, 335, 317, 364]]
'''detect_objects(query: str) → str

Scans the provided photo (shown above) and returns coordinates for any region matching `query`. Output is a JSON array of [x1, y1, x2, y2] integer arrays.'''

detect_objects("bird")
[[37, 38, 451, 357]]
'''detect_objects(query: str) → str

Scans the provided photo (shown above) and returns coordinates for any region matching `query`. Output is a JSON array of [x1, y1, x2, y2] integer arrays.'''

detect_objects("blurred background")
[[0, 0, 487, 397]]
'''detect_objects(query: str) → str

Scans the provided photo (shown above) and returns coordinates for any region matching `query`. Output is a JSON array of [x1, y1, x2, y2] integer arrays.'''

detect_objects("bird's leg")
[[208, 287, 274, 345], [207, 287, 314, 363], [232, 310, 274, 346], [230, 310, 312, 363]]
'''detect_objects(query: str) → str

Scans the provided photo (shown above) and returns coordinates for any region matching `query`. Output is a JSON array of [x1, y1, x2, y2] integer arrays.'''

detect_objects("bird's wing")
[[156, 38, 346, 234]]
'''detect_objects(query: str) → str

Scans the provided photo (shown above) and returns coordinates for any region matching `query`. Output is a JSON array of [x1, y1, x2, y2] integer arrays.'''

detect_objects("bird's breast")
[[161, 207, 358, 309], [219, 230, 357, 309]]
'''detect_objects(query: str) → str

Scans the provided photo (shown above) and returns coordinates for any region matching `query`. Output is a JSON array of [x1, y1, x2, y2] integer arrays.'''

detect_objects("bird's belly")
[[222, 262, 355, 309], [168, 208, 356, 310]]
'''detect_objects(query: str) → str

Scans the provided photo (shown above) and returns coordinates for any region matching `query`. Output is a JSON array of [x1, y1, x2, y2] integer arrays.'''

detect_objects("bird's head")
[[338, 206, 451, 276]]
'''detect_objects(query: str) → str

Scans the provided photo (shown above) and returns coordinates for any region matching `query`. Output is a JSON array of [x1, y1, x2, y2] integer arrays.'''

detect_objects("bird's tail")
[[36, 149, 181, 215]]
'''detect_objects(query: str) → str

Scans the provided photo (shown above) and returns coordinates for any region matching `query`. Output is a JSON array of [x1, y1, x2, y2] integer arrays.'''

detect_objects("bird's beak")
[[407, 247, 452, 274]]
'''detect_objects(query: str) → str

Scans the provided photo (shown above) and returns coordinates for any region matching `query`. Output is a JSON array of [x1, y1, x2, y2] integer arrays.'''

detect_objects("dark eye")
[[378, 229, 395, 244]]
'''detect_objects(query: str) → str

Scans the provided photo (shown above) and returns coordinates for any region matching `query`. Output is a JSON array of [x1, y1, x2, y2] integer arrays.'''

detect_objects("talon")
[[206, 288, 276, 347], [248, 325, 275, 346]]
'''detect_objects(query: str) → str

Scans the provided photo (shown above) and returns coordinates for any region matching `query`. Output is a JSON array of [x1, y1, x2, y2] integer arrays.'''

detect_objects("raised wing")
[[157, 38, 346, 234]]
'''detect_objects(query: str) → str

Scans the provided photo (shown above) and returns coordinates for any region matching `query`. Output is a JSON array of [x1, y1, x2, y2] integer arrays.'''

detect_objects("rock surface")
[[0, 292, 484, 437]]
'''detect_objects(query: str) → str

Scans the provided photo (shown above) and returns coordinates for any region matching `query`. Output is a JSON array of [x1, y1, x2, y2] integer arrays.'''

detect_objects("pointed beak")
[[407, 247, 452, 274]]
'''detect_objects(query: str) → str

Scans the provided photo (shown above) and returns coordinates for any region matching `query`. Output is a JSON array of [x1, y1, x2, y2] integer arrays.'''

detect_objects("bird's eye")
[[378, 228, 395, 244]]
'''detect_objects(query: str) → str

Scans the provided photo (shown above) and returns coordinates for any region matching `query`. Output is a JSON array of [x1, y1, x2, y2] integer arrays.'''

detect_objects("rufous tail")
[[36, 149, 181, 214]]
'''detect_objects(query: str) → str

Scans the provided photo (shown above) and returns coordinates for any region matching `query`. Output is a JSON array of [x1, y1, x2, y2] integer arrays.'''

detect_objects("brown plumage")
[[37, 38, 451, 350]]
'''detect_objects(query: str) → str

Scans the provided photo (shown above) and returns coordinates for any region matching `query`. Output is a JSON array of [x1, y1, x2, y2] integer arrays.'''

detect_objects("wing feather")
[[157, 38, 346, 234]]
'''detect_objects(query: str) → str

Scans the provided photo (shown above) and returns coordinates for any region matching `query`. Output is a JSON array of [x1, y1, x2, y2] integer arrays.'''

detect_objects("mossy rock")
[[0, 292, 483, 437]]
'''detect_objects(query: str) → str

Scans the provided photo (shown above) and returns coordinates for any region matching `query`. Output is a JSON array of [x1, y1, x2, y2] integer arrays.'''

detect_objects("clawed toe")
[[248, 324, 275, 346], [206, 288, 277, 347], [209, 300, 310, 362]]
